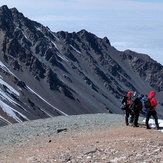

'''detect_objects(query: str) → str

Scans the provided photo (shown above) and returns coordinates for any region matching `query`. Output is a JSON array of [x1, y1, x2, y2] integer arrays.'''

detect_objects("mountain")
[[0, 5, 162, 126]]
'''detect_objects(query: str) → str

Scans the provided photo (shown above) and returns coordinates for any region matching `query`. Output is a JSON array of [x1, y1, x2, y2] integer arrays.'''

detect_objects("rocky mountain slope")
[[0, 5, 163, 126]]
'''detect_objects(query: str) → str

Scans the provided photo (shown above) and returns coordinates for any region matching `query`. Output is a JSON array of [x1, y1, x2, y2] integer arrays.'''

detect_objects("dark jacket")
[[131, 96, 142, 111]]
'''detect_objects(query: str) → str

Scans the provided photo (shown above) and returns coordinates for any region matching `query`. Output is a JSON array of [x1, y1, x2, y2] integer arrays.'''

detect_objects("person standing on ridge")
[[130, 92, 143, 127], [146, 91, 160, 130], [121, 91, 133, 126]]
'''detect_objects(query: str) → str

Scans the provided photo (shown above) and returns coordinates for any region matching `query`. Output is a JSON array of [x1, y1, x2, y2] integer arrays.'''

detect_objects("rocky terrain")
[[0, 114, 163, 163], [0, 5, 162, 126]]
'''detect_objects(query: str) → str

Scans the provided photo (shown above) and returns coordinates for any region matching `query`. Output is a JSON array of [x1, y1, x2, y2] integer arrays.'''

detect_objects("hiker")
[[121, 91, 133, 126], [130, 92, 143, 127], [146, 91, 160, 130], [142, 95, 150, 115]]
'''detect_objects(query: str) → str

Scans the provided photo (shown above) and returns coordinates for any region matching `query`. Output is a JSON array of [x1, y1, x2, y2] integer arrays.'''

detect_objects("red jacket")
[[148, 91, 158, 107]]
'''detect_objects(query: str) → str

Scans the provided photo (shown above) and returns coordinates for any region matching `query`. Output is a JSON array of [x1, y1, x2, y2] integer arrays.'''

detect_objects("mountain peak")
[[0, 6, 162, 126], [0, 5, 9, 11]]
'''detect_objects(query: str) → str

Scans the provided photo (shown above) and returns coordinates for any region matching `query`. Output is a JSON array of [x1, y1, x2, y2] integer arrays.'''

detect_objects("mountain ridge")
[[0, 5, 162, 126]]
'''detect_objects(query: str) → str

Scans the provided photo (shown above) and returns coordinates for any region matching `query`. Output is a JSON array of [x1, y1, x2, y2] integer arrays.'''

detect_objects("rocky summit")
[[0, 5, 162, 126]]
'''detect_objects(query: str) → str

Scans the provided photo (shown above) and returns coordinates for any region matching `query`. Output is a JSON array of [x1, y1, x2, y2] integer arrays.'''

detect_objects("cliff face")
[[0, 5, 162, 126]]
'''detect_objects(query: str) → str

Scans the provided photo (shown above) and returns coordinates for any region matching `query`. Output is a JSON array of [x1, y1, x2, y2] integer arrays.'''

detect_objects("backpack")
[[120, 96, 126, 110], [143, 98, 151, 108], [136, 98, 143, 111], [120, 95, 128, 110]]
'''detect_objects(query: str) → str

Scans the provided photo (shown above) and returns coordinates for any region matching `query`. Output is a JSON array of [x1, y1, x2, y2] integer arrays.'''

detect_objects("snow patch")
[[51, 42, 69, 62], [52, 41, 59, 50], [0, 100, 29, 122], [57, 53, 69, 62], [70, 44, 81, 54], [27, 86, 68, 116], [0, 61, 15, 76], [0, 78, 19, 96], [0, 88, 18, 105], [143, 118, 163, 132]]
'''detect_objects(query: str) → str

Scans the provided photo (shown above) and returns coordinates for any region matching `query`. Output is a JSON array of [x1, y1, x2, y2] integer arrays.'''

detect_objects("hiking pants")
[[133, 109, 139, 126], [125, 108, 132, 125], [146, 110, 159, 128]]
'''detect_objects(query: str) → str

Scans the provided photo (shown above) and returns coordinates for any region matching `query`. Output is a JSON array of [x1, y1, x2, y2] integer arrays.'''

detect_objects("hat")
[[127, 91, 133, 97]]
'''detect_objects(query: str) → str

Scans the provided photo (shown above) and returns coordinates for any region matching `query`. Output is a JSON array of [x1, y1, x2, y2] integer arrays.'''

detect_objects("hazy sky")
[[0, 0, 163, 65]]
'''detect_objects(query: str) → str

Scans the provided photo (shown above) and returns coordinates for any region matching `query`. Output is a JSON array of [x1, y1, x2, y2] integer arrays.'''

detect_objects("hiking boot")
[[146, 126, 151, 129]]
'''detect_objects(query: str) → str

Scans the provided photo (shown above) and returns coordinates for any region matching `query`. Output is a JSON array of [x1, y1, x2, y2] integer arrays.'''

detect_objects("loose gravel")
[[1, 113, 151, 163], [0, 113, 131, 146]]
